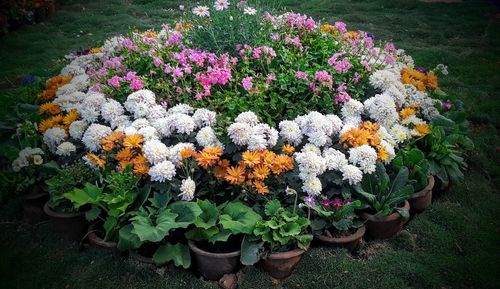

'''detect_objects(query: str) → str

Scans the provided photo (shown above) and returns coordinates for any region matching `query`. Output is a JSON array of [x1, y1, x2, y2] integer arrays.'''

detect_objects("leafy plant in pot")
[[392, 147, 434, 214], [44, 162, 96, 241], [185, 199, 262, 281], [63, 166, 149, 249], [354, 162, 413, 239], [117, 192, 201, 268], [310, 197, 365, 252], [241, 199, 312, 280]]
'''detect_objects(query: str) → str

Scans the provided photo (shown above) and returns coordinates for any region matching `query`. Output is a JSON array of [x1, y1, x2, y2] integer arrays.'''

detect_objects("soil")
[[196, 235, 242, 254]]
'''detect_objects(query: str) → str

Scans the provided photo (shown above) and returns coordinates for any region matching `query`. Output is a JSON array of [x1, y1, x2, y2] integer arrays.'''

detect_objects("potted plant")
[[354, 162, 413, 239], [392, 147, 434, 214], [63, 166, 149, 250], [185, 199, 262, 281], [44, 161, 97, 241], [241, 199, 312, 280], [310, 197, 365, 252]]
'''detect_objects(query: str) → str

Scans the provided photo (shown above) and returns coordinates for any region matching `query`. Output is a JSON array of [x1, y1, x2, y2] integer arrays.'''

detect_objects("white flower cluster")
[[294, 147, 327, 196], [348, 145, 378, 174], [12, 147, 44, 172], [81, 124, 112, 152], [368, 67, 406, 107], [292, 111, 342, 147], [56, 141, 77, 157], [179, 177, 196, 201], [148, 160, 176, 182], [364, 93, 399, 128], [227, 111, 278, 151], [43, 127, 67, 153]]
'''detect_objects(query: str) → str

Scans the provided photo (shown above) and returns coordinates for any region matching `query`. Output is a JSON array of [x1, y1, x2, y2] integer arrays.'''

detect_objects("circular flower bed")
[[10, 0, 473, 281]]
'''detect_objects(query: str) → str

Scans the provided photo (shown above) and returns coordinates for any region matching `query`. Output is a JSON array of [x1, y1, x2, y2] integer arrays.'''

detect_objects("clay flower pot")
[[129, 250, 155, 264], [410, 176, 435, 214], [262, 249, 305, 279], [43, 202, 88, 242], [316, 226, 366, 252], [21, 189, 49, 224], [87, 221, 118, 251], [360, 201, 410, 239], [188, 240, 241, 281]]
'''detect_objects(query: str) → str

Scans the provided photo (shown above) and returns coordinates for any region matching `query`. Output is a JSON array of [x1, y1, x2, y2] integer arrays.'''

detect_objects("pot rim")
[[129, 250, 155, 264], [21, 190, 47, 200], [316, 225, 366, 243], [267, 248, 305, 260], [88, 221, 118, 248], [360, 200, 410, 222], [43, 202, 86, 218], [411, 175, 435, 199], [187, 240, 240, 258]]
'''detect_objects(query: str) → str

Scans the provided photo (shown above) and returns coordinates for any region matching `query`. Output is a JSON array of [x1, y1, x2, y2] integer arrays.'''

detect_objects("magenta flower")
[[441, 100, 452, 110], [266, 73, 276, 85], [129, 78, 143, 90], [332, 199, 342, 207], [107, 76, 122, 88], [295, 71, 308, 81], [242, 76, 253, 91], [153, 57, 163, 67], [334, 21, 347, 33]]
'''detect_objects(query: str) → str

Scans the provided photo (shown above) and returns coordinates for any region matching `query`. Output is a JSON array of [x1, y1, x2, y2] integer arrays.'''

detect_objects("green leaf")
[[85, 206, 101, 222], [396, 207, 410, 223], [153, 243, 191, 269], [240, 237, 264, 266], [208, 229, 232, 243], [280, 222, 301, 237], [150, 192, 171, 208], [117, 224, 141, 251], [193, 199, 219, 229], [168, 201, 202, 226], [219, 202, 262, 234], [264, 199, 281, 216], [103, 216, 118, 241], [185, 226, 219, 242], [131, 208, 179, 242], [63, 183, 103, 208]]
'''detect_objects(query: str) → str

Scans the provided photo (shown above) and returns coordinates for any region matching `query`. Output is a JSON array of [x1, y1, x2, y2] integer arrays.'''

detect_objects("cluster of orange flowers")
[[180, 146, 295, 195], [85, 132, 149, 176], [320, 24, 338, 35], [38, 108, 79, 134], [401, 68, 439, 91], [399, 106, 431, 137], [37, 75, 72, 102], [340, 121, 390, 161]]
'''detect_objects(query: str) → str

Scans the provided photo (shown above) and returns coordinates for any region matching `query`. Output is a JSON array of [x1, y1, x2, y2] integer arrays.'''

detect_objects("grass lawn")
[[1, 0, 499, 288]]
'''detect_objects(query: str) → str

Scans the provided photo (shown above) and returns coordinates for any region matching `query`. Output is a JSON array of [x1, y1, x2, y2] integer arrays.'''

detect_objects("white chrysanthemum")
[[131, 118, 150, 129], [70, 74, 89, 91], [123, 126, 138, 136], [151, 117, 173, 138], [294, 151, 327, 176], [307, 130, 329, 147], [364, 93, 399, 128], [19, 147, 44, 158], [137, 126, 159, 141], [60, 64, 85, 77], [56, 142, 76, 156], [278, 120, 303, 145], [369, 68, 400, 91], [149, 160, 176, 182], [101, 99, 124, 123], [323, 148, 348, 171], [348, 145, 378, 174], [379, 140, 396, 164], [401, 115, 425, 126], [341, 164, 363, 185], [143, 140, 169, 164], [243, 7, 257, 15], [227, 122, 251, 146], [147, 105, 168, 120], [385, 83, 406, 107], [168, 103, 194, 115], [301, 143, 321, 155], [110, 115, 130, 130], [179, 177, 196, 201], [78, 92, 107, 122], [69, 120, 88, 140], [235, 111, 259, 126], [295, 111, 334, 147], [196, 126, 219, 147], [325, 114, 343, 134], [168, 143, 195, 164], [53, 91, 85, 112], [302, 176, 322, 196], [389, 124, 411, 144], [341, 99, 364, 119], [56, 83, 77, 96], [192, 108, 217, 127], [82, 124, 112, 152], [124, 89, 156, 118], [170, 113, 196, 134], [43, 127, 67, 152], [253, 124, 278, 148]]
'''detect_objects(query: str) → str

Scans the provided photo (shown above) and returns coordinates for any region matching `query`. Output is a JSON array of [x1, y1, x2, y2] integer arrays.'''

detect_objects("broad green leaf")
[[193, 199, 219, 229], [396, 207, 410, 223], [103, 216, 118, 241], [131, 208, 179, 242], [280, 222, 301, 237], [185, 226, 220, 241], [117, 224, 141, 251], [63, 183, 103, 208], [153, 243, 191, 268], [219, 202, 262, 234], [85, 206, 101, 222], [264, 200, 281, 216], [240, 237, 264, 266], [168, 201, 202, 226], [208, 229, 232, 243]]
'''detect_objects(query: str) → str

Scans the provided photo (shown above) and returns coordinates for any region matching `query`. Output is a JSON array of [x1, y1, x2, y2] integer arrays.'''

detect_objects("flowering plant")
[[310, 197, 363, 237]]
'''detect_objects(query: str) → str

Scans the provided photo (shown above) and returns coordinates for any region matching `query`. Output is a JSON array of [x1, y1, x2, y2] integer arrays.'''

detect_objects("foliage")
[[391, 147, 430, 192], [310, 198, 363, 236]]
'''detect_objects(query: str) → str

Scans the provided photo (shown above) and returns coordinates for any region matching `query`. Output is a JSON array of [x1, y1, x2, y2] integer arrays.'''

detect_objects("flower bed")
[[7, 0, 473, 282]]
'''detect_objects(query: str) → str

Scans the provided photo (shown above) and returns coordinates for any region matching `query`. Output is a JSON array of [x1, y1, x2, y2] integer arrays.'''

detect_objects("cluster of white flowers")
[[78, 92, 107, 123], [81, 124, 112, 152], [56, 142, 77, 157], [368, 67, 406, 107], [124, 89, 157, 119], [294, 148, 328, 195], [43, 127, 67, 153], [227, 111, 278, 151], [196, 126, 221, 147], [278, 120, 302, 145], [364, 93, 399, 128], [179, 177, 196, 201], [143, 140, 169, 165], [348, 145, 378, 174], [101, 99, 125, 123], [389, 124, 411, 144], [340, 164, 363, 185], [323, 148, 348, 171], [12, 147, 44, 172], [148, 160, 176, 182], [293, 111, 342, 147]]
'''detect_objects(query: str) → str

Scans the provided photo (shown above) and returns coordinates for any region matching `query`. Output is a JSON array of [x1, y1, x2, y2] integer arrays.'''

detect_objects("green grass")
[[1, 0, 499, 288]]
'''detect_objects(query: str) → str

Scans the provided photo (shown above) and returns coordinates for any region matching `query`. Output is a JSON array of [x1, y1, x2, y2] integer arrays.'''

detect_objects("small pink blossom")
[[334, 21, 347, 33], [242, 77, 253, 91], [129, 78, 143, 90], [107, 76, 122, 88], [295, 71, 308, 81]]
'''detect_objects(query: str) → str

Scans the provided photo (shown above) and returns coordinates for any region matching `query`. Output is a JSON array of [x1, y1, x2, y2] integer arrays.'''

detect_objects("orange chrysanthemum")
[[360, 121, 380, 133], [85, 153, 106, 168], [38, 115, 64, 133], [272, 154, 294, 174], [133, 163, 149, 175], [415, 124, 431, 137], [343, 31, 359, 40], [399, 107, 416, 119], [123, 134, 144, 148], [377, 145, 390, 162], [253, 165, 271, 181], [89, 47, 102, 54], [39, 102, 61, 115], [116, 148, 134, 162], [320, 24, 337, 35], [203, 146, 223, 158], [340, 128, 372, 148], [224, 165, 246, 185], [180, 147, 194, 159], [282, 144, 295, 155], [242, 151, 261, 168], [63, 109, 79, 126], [253, 181, 269, 194]]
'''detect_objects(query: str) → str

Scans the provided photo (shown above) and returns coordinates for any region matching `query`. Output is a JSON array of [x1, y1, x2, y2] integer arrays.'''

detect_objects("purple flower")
[[367, 33, 375, 39], [107, 76, 122, 88], [304, 196, 316, 207], [242, 76, 253, 91], [153, 57, 163, 67], [129, 78, 143, 90], [334, 21, 347, 33], [441, 100, 452, 110], [416, 67, 426, 73]]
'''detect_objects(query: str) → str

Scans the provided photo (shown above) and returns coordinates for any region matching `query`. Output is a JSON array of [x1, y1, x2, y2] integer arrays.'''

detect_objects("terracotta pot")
[[188, 240, 240, 281], [21, 190, 48, 224], [129, 250, 155, 264], [410, 176, 434, 214], [360, 201, 410, 239], [43, 202, 88, 242], [87, 221, 118, 251], [316, 226, 366, 252], [262, 249, 305, 279]]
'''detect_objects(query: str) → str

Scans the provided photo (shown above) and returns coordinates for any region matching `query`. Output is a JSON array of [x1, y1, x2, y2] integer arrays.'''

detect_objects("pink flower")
[[360, 60, 372, 72], [173, 67, 184, 78], [335, 83, 351, 104], [334, 21, 347, 33], [129, 78, 143, 90], [328, 52, 343, 66], [242, 77, 253, 91], [332, 199, 342, 207], [265, 73, 276, 85], [334, 57, 352, 74], [314, 70, 333, 89], [384, 55, 394, 65], [153, 57, 163, 67], [107, 76, 122, 88], [90, 83, 102, 92], [284, 35, 303, 50], [295, 71, 308, 81]]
